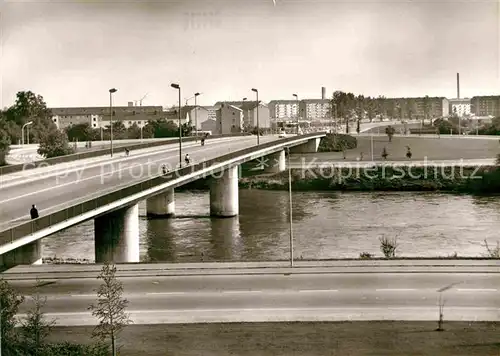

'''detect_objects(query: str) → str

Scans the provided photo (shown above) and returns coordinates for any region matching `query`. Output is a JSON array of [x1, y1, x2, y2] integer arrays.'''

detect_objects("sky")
[[1, 0, 499, 109]]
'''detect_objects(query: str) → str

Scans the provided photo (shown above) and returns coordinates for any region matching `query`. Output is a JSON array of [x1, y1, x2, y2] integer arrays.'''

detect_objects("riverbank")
[[179, 166, 500, 193], [46, 321, 500, 356]]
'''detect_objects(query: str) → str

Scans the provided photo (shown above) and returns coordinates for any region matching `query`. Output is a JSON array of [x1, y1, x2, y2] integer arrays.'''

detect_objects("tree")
[[66, 123, 98, 142], [405, 99, 414, 120], [38, 129, 75, 158], [423, 95, 430, 125], [146, 119, 179, 138], [0, 279, 25, 355], [4, 91, 52, 126], [433, 118, 458, 135], [126, 123, 142, 139], [89, 263, 132, 356], [20, 284, 56, 354], [365, 97, 375, 122], [385, 125, 395, 142], [0, 125, 11, 166], [181, 122, 194, 136]]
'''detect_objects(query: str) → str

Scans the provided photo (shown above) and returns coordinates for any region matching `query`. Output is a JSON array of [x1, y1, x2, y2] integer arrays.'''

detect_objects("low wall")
[[0, 132, 325, 246], [0, 133, 251, 176]]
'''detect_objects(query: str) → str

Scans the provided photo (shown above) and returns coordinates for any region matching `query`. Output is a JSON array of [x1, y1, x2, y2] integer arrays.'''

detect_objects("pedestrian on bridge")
[[30, 204, 39, 219]]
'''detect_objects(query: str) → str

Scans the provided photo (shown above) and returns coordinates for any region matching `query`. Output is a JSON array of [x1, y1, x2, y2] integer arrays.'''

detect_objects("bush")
[[433, 118, 458, 134], [38, 130, 75, 158], [482, 239, 500, 258], [379, 235, 398, 258], [41, 342, 110, 356], [318, 134, 357, 152], [359, 252, 374, 259]]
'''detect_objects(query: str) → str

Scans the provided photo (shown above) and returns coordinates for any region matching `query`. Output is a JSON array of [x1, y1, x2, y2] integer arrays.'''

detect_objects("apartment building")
[[299, 99, 331, 120], [268, 100, 299, 120], [381, 97, 449, 120], [215, 103, 244, 134], [51, 105, 164, 129], [448, 98, 471, 117], [184, 106, 211, 130], [238, 101, 270, 129], [470, 96, 500, 117]]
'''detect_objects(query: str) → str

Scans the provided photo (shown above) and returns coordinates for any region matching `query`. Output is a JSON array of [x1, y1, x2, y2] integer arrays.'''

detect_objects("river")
[[42, 191, 500, 261]]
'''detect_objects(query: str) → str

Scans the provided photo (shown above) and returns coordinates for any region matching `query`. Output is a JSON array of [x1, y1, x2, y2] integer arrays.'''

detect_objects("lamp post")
[[286, 146, 294, 267], [194, 92, 200, 141], [293, 93, 299, 134], [140, 125, 143, 142], [109, 88, 117, 157], [251, 88, 260, 145], [21, 121, 33, 145], [171, 83, 182, 167], [333, 103, 338, 133]]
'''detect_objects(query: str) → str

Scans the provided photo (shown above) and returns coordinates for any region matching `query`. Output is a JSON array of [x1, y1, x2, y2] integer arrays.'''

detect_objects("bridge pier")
[[289, 138, 321, 153], [263, 150, 286, 173], [94, 203, 140, 263], [210, 165, 239, 217], [0, 240, 42, 268], [146, 189, 175, 218]]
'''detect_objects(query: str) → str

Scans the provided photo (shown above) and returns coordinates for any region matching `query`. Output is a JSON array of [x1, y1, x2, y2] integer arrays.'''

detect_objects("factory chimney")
[[456, 73, 460, 99], [321, 87, 326, 100]]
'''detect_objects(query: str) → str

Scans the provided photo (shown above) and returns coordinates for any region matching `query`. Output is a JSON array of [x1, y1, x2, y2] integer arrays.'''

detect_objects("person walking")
[[406, 146, 412, 160], [30, 204, 39, 219]]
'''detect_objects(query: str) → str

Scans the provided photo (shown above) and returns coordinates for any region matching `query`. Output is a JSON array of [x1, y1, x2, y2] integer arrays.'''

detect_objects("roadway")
[[0, 136, 278, 230], [3, 261, 499, 325]]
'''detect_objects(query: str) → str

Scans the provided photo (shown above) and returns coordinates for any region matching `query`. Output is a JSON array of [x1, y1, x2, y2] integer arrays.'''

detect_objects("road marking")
[[2, 137, 243, 186], [299, 289, 338, 293], [0, 137, 272, 226], [375, 289, 416, 292], [0, 138, 242, 206], [223, 290, 264, 294], [456, 289, 497, 292], [146, 290, 265, 295], [71, 294, 96, 297]]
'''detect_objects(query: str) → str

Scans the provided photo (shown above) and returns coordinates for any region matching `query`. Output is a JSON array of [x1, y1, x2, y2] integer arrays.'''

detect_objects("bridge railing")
[[0, 133, 251, 176], [0, 132, 325, 246]]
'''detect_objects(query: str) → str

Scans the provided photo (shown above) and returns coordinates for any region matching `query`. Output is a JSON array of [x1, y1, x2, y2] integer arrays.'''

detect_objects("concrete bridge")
[[0, 133, 325, 268]]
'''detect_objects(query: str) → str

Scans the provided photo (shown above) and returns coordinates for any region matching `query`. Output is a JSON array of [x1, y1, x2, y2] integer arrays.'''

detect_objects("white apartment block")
[[300, 99, 331, 120], [268, 100, 299, 120], [449, 98, 471, 117]]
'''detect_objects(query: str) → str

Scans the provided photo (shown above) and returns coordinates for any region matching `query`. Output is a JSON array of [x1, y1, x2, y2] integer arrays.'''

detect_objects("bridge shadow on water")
[[144, 216, 242, 263], [140, 214, 212, 220]]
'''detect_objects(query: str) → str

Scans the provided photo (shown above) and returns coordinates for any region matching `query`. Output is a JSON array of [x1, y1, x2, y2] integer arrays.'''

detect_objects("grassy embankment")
[[179, 134, 500, 194], [46, 321, 500, 356]]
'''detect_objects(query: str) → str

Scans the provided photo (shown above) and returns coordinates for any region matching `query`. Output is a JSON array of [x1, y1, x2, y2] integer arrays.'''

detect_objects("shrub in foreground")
[[318, 134, 357, 152]]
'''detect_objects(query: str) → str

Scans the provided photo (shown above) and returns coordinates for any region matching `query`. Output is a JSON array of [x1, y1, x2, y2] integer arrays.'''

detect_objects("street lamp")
[[109, 88, 117, 157], [194, 92, 200, 141], [140, 125, 144, 142], [286, 146, 294, 267], [171, 83, 182, 167], [293, 94, 299, 134], [21, 121, 33, 145], [251, 88, 260, 145]]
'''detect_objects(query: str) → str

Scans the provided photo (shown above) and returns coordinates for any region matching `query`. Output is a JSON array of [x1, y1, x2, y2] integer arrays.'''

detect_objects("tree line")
[[1, 263, 129, 356], [330, 91, 436, 125], [0, 91, 194, 165]]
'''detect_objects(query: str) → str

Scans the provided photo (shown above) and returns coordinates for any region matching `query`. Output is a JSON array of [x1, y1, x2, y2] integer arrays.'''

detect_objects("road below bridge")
[[4, 261, 499, 325]]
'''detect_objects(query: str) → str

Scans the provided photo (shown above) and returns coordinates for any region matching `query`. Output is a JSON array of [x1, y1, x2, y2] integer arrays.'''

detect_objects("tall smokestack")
[[321, 87, 326, 100], [456, 73, 460, 99]]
